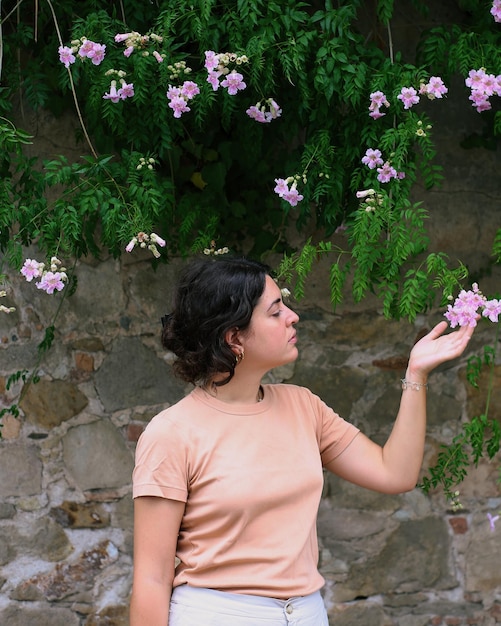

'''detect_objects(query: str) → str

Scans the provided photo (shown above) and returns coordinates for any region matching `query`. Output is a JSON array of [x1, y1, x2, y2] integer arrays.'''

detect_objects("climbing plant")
[[0, 0, 501, 498]]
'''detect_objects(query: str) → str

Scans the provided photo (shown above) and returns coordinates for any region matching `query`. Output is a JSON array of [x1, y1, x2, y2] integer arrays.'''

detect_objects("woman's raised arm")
[[326, 321, 475, 494]]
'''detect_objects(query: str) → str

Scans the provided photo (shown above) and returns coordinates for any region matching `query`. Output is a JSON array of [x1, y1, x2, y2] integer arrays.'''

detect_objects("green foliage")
[[420, 325, 501, 505], [420, 412, 501, 505], [3, 0, 497, 285], [1, 1, 501, 484], [276, 239, 333, 300]]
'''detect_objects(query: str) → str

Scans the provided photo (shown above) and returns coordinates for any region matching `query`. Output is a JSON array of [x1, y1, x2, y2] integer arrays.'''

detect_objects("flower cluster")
[[419, 76, 448, 100], [465, 68, 501, 112], [125, 231, 166, 258], [114, 31, 163, 59], [444, 283, 501, 327], [20, 257, 68, 294], [137, 157, 156, 171], [103, 76, 134, 102], [0, 290, 16, 314], [166, 81, 200, 118], [356, 188, 384, 212], [415, 119, 432, 138], [492, 0, 501, 22], [361, 148, 405, 183], [274, 177, 304, 207], [204, 51, 248, 94], [246, 98, 282, 123], [368, 91, 390, 119], [58, 38, 106, 68], [368, 78, 448, 117], [397, 77, 449, 110], [203, 241, 229, 255], [167, 60, 192, 81]]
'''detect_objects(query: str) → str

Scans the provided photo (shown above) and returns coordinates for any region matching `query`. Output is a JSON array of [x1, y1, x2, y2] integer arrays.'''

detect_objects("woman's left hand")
[[407, 320, 476, 379]]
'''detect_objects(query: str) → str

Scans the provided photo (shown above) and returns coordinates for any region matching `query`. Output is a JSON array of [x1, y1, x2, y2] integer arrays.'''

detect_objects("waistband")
[[171, 585, 324, 617]]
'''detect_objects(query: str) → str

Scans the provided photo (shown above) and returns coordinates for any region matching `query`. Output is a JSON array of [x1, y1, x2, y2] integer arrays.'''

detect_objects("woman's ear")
[[224, 326, 243, 354]]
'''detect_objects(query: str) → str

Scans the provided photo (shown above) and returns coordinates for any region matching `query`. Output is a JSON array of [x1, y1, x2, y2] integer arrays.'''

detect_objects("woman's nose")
[[288, 308, 299, 324]]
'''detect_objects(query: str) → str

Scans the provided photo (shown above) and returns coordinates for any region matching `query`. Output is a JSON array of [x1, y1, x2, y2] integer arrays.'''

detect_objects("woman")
[[130, 256, 475, 626]]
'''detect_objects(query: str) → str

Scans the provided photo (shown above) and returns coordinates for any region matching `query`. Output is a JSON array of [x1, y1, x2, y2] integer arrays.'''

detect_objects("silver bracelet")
[[401, 378, 428, 391]]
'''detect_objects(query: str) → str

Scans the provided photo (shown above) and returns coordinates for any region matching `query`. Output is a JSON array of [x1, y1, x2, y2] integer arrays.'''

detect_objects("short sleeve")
[[307, 390, 359, 466], [132, 415, 189, 502]]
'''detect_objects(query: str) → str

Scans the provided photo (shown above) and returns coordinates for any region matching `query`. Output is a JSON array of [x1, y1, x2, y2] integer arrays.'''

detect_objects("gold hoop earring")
[[235, 351, 244, 365]]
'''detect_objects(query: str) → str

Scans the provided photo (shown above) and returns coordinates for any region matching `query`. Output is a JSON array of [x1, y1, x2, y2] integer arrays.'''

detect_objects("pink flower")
[[397, 86, 420, 109], [103, 81, 121, 103], [356, 189, 376, 199], [361, 148, 384, 169], [469, 90, 492, 112], [204, 50, 220, 72], [283, 186, 303, 207], [153, 51, 163, 63], [246, 99, 282, 123], [247, 105, 267, 122], [369, 109, 386, 120], [124, 46, 134, 58], [115, 33, 133, 43], [465, 69, 487, 90], [78, 40, 95, 58], [368, 91, 390, 119], [491, 0, 501, 22], [89, 43, 106, 65], [479, 73, 497, 97], [78, 40, 105, 65], [369, 91, 389, 108], [421, 76, 448, 99], [150, 233, 166, 247], [221, 71, 246, 95], [181, 81, 200, 100], [36, 271, 66, 294], [118, 82, 134, 99], [168, 95, 190, 118], [58, 46, 76, 68], [207, 71, 222, 91], [126, 238, 137, 253], [274, 178, 289, 196], [267, 99, 282, 120], [274, 178, 303, 207], [482, 299, 501, 322], [376, 161, 397, 183], [21, 259, 43, 282], [167, 85, 182, 99]]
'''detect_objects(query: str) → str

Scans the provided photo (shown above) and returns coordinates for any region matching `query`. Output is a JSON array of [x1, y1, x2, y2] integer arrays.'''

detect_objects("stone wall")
[[1, 3, 501, 623], [1, 246, 501, 626]]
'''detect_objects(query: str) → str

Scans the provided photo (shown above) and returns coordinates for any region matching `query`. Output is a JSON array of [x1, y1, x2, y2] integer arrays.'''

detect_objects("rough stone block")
[[20, 379, 88, 428], [62, 419, 134, 491], [95, 336, 185, 412], [0, 444, 42, 497]]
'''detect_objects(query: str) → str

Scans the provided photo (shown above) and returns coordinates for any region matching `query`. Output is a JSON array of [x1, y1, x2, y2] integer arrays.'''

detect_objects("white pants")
[[169, 585, 329, 625]]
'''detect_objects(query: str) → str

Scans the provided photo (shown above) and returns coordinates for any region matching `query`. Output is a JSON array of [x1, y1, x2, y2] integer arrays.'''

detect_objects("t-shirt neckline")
[[192, 385, 272, 415]]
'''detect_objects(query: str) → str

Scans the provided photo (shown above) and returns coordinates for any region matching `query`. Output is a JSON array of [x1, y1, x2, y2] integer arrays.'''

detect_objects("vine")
[[0, 0, 500, 498]]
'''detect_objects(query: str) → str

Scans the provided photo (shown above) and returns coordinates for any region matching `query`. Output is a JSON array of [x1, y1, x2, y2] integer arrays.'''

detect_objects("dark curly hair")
[[161, 256, 270, 386]]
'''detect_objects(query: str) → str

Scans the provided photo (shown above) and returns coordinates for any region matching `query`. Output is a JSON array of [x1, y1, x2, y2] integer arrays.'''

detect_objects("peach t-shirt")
[[133, 383, 359, 598]]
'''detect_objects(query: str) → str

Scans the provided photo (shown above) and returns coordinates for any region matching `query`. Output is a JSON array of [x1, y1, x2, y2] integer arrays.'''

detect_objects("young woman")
[[130, 256, 475, 626]]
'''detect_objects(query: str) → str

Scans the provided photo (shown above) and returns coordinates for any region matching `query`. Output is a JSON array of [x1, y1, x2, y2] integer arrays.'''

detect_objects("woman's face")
[[239, 275, 299, 373]]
